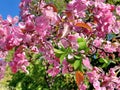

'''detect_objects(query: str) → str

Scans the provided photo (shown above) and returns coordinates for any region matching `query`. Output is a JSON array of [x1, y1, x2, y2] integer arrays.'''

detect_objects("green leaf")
[[102, 63, 108, 68], [67, 59, 75, 64], [77, 38, 85, 43], [84, 48, 89, 53], [79, 59, 83, 72], [78, 42, 87, 50], [74, 55, 81, 59], [60, 54, 67, 64], [32, 53, 41, 60], [66, 47, 72, 53], [77, 38, 88, 51], [74, 60, 81, 70], [99, 58, 108, 63], [54, 48, 64, 54], [60, 45, 66, 51]]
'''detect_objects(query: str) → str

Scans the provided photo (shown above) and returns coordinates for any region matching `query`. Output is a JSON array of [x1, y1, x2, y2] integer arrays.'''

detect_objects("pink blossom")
[[87, 70, 100, 83], [23, 34, 32, 43], [116, 6, 120, 16], [9, 47, 29, 74], [35, 16, 51, 38], [7, 15, 19, 24], [87, 67, 105, 90], [60, 38, 70, 48], [25, 20, 34, 31], [18, 22, 26, 30], [21, 0, 31, 4], [112, 21, 120, 34], [39, 0, 46, 9], [93, 37, 103, 47], [82, 57, 92, 70], [95, 0, 105, 2], [67, 0, 87, 18], [67, 33, 80, 50], [103, 42, 116, 53], [93, 2, 117, 38], [0, 0, 119, 89], [39, 42, 60, 76], [61, 23, 70, 38], [47, 67, 60, 77], [101, 67, 120, 90], [87, 66, 120, 90], [0, 51, 8, 59], [93, 80, 101, 90], [79, 83, 87, 90], [42, 6, 58, 24], [5, 34, 23, 50], [30, 46, 39, 53], [62, 60, 69, 74]]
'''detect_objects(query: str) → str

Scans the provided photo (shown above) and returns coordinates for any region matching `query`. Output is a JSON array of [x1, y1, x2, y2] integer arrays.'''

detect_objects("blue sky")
[[0, 0, 20, 19]]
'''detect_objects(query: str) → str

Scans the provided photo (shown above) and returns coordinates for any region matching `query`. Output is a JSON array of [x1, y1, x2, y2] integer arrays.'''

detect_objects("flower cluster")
[[87, 66, 120, 90], [0, 0, 120, 89], [9, 46, 29, 74]]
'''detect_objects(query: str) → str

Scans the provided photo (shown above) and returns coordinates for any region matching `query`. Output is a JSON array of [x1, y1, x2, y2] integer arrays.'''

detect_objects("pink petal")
[[83, 57, 92, 70]]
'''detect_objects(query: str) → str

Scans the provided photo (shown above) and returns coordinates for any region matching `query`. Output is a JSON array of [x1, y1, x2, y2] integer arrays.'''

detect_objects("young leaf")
[[65, 11, 72, 18], [75, 22, 92, 31], [75, 71, 84, 87]]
